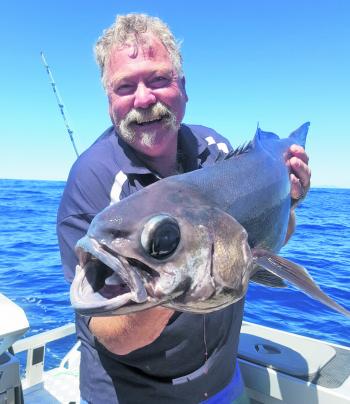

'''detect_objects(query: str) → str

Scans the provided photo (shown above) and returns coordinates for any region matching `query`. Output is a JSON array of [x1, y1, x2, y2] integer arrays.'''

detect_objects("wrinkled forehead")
[[105, 33, 175, 87], [108, 33, 172, 68], [121, 33, 165, 58]]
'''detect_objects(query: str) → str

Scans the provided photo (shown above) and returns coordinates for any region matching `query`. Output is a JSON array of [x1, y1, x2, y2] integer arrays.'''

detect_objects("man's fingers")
[[288, 145, 311, 208], [290, 173, 304, 200], [289, 144, 309, 164], [289, 157, 311, 190]]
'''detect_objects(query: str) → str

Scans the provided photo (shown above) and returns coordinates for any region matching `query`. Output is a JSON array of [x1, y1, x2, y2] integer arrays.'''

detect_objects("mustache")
[[122, 102, 175, 127]]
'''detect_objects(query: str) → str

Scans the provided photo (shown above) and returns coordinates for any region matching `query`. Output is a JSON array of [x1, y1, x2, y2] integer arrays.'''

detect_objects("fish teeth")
[[105, 272, 123, 285]]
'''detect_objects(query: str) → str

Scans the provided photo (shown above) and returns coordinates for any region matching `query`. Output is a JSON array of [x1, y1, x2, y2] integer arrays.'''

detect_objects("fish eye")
[[141, 215, 180, 259]]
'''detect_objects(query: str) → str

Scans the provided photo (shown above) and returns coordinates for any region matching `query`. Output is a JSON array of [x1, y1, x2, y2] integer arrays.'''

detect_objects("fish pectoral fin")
[[252, 249, 350, 318], [250, 268, 287, 288]]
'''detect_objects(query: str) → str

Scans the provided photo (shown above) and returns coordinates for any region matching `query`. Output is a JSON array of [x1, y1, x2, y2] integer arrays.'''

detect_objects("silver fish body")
[[71, 123, 350, 318]]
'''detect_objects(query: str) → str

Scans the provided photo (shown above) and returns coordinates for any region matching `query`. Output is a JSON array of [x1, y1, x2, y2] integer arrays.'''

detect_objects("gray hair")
[[94, 13, 183, 89]]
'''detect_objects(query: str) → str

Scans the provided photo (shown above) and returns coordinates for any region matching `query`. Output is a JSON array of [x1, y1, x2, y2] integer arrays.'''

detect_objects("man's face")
[[106, 35, 188, 158]]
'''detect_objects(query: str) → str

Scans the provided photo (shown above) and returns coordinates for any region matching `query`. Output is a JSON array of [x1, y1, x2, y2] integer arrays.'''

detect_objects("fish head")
[[70, 180, 254, 316]]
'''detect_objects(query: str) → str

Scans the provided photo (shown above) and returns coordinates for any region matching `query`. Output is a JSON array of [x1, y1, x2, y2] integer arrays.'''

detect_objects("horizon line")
[[0, 176, 349, 190]]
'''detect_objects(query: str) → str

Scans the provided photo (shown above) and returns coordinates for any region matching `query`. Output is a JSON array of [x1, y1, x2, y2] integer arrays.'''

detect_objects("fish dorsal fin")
[[223, 141, 253, 161], [250, 268, 287, 288], [252, 248, 350, 318], [219, 122, 310, 163], [288, 122, 310, 149]]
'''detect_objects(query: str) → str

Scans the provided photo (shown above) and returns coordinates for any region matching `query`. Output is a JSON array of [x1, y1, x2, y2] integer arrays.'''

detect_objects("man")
[[57, 13, 311, 404]]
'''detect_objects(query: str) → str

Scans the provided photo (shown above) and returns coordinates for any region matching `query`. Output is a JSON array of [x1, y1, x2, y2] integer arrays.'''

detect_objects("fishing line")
[[40, 52, 80, 158], [203, 314, 209, 399]]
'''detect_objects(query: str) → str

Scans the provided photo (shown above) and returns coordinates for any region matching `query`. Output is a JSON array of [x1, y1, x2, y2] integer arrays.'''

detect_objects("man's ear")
[[181, 76, 189, 102]]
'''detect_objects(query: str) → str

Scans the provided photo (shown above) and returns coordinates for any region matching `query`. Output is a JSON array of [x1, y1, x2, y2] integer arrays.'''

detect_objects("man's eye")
[[115, 84, 135, 95], [150, 77, 170, 88]]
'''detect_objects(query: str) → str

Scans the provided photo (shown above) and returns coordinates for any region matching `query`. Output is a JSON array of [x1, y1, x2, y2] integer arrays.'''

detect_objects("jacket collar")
[[113, 124, 209, 176]]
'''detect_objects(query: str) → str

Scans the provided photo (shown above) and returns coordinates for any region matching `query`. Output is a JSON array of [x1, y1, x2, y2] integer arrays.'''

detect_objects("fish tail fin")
[[255, 127, 279, 142], [252, 248, 350, 318], [288, 122, 310, 148]]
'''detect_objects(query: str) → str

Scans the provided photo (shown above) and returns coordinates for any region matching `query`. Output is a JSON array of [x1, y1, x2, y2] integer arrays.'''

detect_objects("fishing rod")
[[40, 51, 80, 158]]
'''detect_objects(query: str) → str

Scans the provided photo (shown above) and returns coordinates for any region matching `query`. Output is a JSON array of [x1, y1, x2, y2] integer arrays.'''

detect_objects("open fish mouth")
[[70, 236, 169, 316]]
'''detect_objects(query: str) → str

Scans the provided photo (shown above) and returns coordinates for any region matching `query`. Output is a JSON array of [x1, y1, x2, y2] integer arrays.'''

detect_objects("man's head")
[[94, 14, 188, 159], [95, 14, 184, 89]]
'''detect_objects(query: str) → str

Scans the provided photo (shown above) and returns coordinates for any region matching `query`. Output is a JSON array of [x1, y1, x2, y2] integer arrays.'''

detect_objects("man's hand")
[[284, 144, 311, 244], [89, 306, 175, 355], [288, 144, 311, 207]]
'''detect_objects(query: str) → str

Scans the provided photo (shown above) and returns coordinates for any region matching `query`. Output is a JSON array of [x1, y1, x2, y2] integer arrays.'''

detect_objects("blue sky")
[[1, 1, 349, 187]]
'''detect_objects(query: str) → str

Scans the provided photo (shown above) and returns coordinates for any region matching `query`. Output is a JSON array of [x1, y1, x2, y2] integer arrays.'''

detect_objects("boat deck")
[[12, 322, 350, 404], [13, 324, 81, 404], [23, 366, 80, 404]]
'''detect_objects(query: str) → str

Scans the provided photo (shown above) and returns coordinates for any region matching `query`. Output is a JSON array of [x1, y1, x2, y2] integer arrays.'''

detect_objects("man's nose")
[[133, 83, 156, 109]]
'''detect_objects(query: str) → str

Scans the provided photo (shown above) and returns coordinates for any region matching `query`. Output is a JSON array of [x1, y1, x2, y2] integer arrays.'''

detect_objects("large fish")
[[70, 123, 350, 318]]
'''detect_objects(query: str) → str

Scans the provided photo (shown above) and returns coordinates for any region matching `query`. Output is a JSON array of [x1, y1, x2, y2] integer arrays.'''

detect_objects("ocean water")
[[0, 179, 349, 371]]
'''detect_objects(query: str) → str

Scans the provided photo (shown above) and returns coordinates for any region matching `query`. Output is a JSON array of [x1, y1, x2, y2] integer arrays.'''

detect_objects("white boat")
[[1, 292, 349, 404]]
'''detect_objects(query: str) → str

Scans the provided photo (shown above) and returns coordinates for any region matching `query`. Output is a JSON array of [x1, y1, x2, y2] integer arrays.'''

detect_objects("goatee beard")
[[117, 102, 178, 144]]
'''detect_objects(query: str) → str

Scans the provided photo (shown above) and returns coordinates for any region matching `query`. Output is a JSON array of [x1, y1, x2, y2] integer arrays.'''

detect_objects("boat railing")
[[12, 323, 77, 389]]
